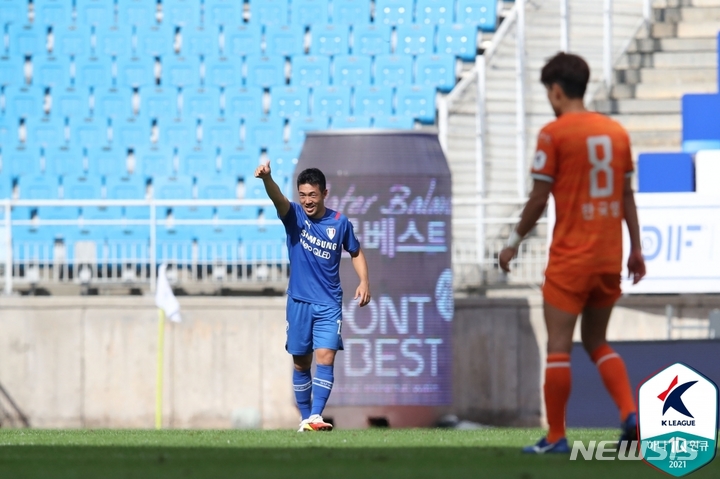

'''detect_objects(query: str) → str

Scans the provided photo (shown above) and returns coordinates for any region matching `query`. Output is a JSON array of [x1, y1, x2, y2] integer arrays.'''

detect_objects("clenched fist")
[[254, 160, 271, 179]]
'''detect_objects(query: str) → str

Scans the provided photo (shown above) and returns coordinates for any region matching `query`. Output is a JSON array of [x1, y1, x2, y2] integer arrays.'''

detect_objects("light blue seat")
[[222, 145, 261, 176], [292, 0, 330, 26], [76, 0, 115, 28], [182, 87, 222, 120], [266, 143, 300, 180], [0, 56, 24, 87], [117, 0, 157, 28], [437, 24, 477, 61], [140, 87, 180, 119], [70, 117, 108, 149], [154, 175, 212, 221], [12, 228, 56, 262], [354, 86, 393, 117], [95, 26, 134, 58], [18, 175, 59, 200], [54, 88, 90, 119], [163, 0, 202, 28], [245, 117, 285, 148], [252, 0, 289, 26], [34, 0, 73, 27], [352, 24, 391, 56], [162, 55, 201, 88], [245, 56, 286, 88], [270, 87, 309, 119], [182, 27, 219, 57], [25, 116, 67, 149], [181, 146, 219, 175], [416, 54, 456, 91], [33, 55, 72, 89], [204, 56, 243, 88], [203, 118, 241, 149], [0, 117, 18, 149], [0, 0, 26, 26], [88, 146, 128, 177], [135, 145, 175, 177], [82, 204, 124, 220], [224, 88, 265, 119], [197, 175, 237, 199], [106, 233, 150, 263], [204, 0, 244, 26], [217, 203, 256, 220], [93, 88, 133, 120], [8, 25, 44, 57], [287, 116, 329, 145], [396, 24, 435, 56], [115, 117, 152, 150], [116, 56, 156, 88], [136, 24, 176, 58], [265, 25, 306, 57], [416, 0, 454, 25], [457, 0, 497, 31], [54, 26, 93, 58], [4, 86, 45, 119], [159, 118, 198, 151], [311, 25, 349, 56], [333, 0, 371, 24], [224, 25, 263, 57], [396, 85, 436, 123], [332, 55, 371, 87], [197, 228, 240, 262], [74, 56, 114, 89], [64, 175, 103, 200], [372, 115, 414, 129], [106, 175, 147, 199], [312, 86, 351, 117], [46, 145, 86, 176], [291, 55, 330, 87], [156, 226, 195, 264], [0, 174, 11, 202], [330, 115, 371, 129], [374, 55, 413, 88], [374, 0, 413, 26]]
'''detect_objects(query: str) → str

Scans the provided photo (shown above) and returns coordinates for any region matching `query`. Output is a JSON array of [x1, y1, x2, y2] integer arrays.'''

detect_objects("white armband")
[[506, 229, 524, 249]]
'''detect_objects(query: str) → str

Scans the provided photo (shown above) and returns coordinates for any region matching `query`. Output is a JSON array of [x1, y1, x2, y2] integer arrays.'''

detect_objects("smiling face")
[[298, 182, 327, 219]]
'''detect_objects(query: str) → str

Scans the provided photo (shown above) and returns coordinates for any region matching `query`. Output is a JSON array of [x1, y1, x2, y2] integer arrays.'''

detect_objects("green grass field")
[[0, 428, 717, 479]]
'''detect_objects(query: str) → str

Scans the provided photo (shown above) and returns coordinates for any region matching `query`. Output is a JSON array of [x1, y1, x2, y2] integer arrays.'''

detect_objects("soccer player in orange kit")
[[499, 52, 646, 453]]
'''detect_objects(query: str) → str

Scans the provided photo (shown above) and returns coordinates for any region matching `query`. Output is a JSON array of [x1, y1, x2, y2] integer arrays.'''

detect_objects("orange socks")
[[591, 343, 636, 421], [544, 353, 571, 443]]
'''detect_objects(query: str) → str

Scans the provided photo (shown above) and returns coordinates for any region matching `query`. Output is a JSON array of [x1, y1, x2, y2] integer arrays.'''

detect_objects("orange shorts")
[[542, 273, 622, 315]]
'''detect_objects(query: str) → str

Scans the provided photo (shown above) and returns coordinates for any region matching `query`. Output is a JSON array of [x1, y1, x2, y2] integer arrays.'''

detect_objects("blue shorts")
[[285, 296, 344, 355]]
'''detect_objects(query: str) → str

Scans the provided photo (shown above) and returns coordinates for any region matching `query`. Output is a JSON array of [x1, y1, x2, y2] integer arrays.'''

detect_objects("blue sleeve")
[[343, 218, 360, 254], [280, 202, 298, 231]]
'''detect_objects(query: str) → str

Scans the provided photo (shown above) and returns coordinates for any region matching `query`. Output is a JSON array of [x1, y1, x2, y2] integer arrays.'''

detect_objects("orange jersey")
[[531, 111, 633, 277]]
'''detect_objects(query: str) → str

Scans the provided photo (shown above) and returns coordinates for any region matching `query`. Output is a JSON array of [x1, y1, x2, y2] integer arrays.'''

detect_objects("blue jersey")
[[281, 202, 360, 306]]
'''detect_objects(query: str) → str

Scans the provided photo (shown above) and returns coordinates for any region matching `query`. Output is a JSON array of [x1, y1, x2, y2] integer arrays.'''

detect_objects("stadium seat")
[[223, 24, 263, 57], [0, 56, 24, 87], [333, 0, 371, 24], [34, 0, 72, 27], [0, 117, 18, 148], [160, 118, 199, 151], [106, 175, 147, 199], [312, 86, 351, 117], [222, 145, 261, 176], [63, 175, 103, 200], [396, 85, 436, 123], [139, 87, 180, 119], [204, 0, 244, 26], [180, 145, 219, 175], [82, 205, 124, 221], [54, 26, 93, 58], [153, 175, 193, 199], [372, 115, 414, 129], [161, 55, 202, 88], [396, 24, 435, 56], [204, 56, 243, 88], [196, 175, 237, 199], [25, 116, 66, 149], [117, 0, 158, 28], [374, 0, 413, 26], [330, 115, 371, 129], [95, 26, 134, 58], [74, 56, 114, 89], [197, 228, 240, 262], [18, 175, 59, 199], [135, 145, 175, 177], [33, 55, 72, 88], [93, 88, 134, 120], [47, 145, 86, 177], [115, 116, 152, 150], [287, 116, 329, 145], [116, 56, 157, 88], [70, 117, 108, 149], [136, 24, 176, 58], [182, 87, 222, 120], [181, 27, 220, 58], [224, 88, 265, 119], [245, 117, 285, 148], [155, 226, 195, 263], [265, 25, 306, 57], [352, 24, 391, 56], [163, 0, 202, 28], [374, 55, 413, 88], [331, 55, 371, 87], [54, 88, 90, 119], [270, 87, 309, 119], [8, 25, 45, 57], [0, 174, 11, 200], [88, 146, 129, 177], [265, 143, 300, 180], [437, 24, 477, 61], [681, 93, 720, 153], [0, 0, 26, 26], [416, 54, 456, 91], [252, 0, 290, 26], [4, 86, 46, 119], [416, 0, 454, 25], [245, 56, 286, 89], [457, 0, 497, 31], [291, 55, 330, 87], [311, 25, 349, 56], [203, 118, 241, 149], [638, 153, 695, 193], [76, 0, 115, 28], [292, 0, 331, 26], [354, 86, 393, 117], [695, 150, 720, 195]]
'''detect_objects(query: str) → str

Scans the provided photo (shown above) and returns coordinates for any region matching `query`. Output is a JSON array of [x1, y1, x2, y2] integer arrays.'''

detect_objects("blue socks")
[[311, 364, 334, 416], [293, 369, 312, 420]]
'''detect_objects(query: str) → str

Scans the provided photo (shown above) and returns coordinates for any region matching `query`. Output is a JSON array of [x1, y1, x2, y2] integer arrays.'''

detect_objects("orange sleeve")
[[622, 131, 634, 179], [530, 126, 557, 183]]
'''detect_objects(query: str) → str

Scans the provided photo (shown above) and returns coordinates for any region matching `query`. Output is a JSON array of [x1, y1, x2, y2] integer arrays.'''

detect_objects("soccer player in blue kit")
[[255, 161, 371, 432]]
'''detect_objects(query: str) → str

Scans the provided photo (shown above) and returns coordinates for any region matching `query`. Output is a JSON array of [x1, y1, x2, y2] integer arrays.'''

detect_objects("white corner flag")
[[155, 263, 182, 322]]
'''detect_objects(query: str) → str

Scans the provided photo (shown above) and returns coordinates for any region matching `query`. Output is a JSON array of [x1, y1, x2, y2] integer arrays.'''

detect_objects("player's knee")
[[292, 354, 312, 371], [581, 337, 605, 355]]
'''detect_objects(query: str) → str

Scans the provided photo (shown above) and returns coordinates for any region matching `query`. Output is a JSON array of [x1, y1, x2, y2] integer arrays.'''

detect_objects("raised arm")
[[350, 247, 371, 307], [254, 160, 290, 218], [623, 177, 646, 284]]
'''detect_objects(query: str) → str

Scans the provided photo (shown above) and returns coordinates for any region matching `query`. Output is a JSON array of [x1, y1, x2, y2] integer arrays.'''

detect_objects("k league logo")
[[638, 362, 719, 477]]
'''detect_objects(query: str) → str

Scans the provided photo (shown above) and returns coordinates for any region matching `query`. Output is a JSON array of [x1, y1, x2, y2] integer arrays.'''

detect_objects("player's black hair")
[[297, 168, 327, 192], [540, 52, 590, 99]]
